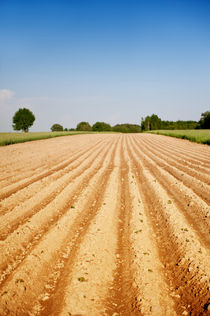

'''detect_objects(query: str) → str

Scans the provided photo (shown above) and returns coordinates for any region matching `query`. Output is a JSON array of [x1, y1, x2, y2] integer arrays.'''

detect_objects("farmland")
[[147, 129, 210, 145], [0, 133, 209, 315], [0, 131, 88, 146], [0, 131, 117, 146]]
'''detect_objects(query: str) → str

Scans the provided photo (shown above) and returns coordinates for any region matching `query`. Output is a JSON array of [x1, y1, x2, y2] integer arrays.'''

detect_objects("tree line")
[[51, 121, 141, 133], [12, 108, 210, 133], [141, 112, 210, 131]]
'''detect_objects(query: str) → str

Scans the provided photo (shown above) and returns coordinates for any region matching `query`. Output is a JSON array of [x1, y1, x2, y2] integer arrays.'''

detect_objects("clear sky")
[[0, 0, 210, 131]]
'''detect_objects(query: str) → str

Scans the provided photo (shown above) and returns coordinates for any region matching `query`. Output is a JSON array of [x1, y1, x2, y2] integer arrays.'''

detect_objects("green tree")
[[141, 116, 151, 131], [12, 108, 35, 132], [141, 113, 198, 131], [150, 114, 161, 130], [141, 114, 161, 131], [112, 124, 141, 133], [92, 122, 111, 131], [199, 111, 210, 129], [112, 124, 129, 133], [51, 123, 63, 131], [76, 121, 92, 131]]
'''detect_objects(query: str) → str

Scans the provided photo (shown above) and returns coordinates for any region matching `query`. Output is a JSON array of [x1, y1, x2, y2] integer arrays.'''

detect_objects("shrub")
[[92, 122, 111, 131], [198, 111, 210, 129], [112, 124, 141, 133], [76, 122, 92, 131], [51, 124, 63, 131]]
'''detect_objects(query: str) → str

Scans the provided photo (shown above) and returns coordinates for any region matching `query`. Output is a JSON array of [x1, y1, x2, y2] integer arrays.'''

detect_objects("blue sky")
[[0, 0, 210, 131]]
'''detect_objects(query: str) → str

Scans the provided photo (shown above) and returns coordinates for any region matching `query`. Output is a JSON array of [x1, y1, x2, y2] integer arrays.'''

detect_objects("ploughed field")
[[0, 133, 209, 316]]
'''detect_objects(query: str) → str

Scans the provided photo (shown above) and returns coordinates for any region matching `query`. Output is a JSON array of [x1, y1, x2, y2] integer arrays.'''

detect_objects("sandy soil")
[[0, 133, 209, 316]]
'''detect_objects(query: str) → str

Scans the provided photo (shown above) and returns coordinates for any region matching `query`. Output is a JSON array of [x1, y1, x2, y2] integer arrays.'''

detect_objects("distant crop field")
[[147, 129, 210, 145], [0, 131, 87, 146]]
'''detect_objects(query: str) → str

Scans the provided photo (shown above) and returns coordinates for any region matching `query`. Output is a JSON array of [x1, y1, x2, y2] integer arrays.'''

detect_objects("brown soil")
[[0, 133, 209, 316]]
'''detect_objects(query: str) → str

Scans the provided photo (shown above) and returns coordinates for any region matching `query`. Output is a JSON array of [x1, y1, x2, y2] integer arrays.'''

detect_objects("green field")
[[147, 129, 210, 145], [0, 131, 90, 146]]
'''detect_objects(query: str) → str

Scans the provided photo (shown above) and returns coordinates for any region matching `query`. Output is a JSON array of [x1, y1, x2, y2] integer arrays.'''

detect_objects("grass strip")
[[146, 130, 210, 145]]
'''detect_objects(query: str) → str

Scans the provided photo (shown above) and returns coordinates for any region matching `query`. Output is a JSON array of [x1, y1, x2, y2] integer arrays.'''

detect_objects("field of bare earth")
[[0, 133, 209, 316]]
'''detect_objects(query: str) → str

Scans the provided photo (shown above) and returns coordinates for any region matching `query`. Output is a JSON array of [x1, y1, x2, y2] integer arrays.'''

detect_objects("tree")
[[141, 114, 161, 131], [76, 121, 92, 131], [112, 124, 141, 133], [51, 124, 63, 131], [92, 122, 111, 131], [198, 111, 210, 129], [141, 116, 151, 131], [150, 114, 161, 130], [12, 108, 35, 132], [141, 114, 198, 130]]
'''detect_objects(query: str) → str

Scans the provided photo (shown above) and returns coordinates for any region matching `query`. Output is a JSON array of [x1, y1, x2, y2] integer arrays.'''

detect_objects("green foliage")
[[76, 121, 92, 131], [92, 122, 111, 131], [141, 114, 198, 131], [141, 116, 151, 131], [12, 108, 35, 132], [51, 123, 63, 131], [112, 124, 141, 133], [150, 114, 162, 130], [198, 111, 210, 129], [141, 114, 161, 131], [160, 120, 198, 130]]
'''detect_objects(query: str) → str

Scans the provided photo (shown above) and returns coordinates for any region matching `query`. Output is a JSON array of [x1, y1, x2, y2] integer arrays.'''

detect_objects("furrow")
[[145, 134, 210, 165], [139, 136, 210, 181], [127, 136, 210, 316], [133, 136, 210, 205], [0, 139, 106, 217], [124, 139, 176, 315], [0, 134, 209, 316], [0, 134, 105, 174], [0, 150, 76, 187], [0, 139, 112, 239], [129, 135, 210, 248], [0, 137, 107, 201], [144, 135, 210, 167], [0, 138, 79, 180], [105, 136, 141, 315], [0, 138, 117, 287], [38, 135, 122, 316], [0, 139, 101, 188], [0, 136, 118, 316]]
